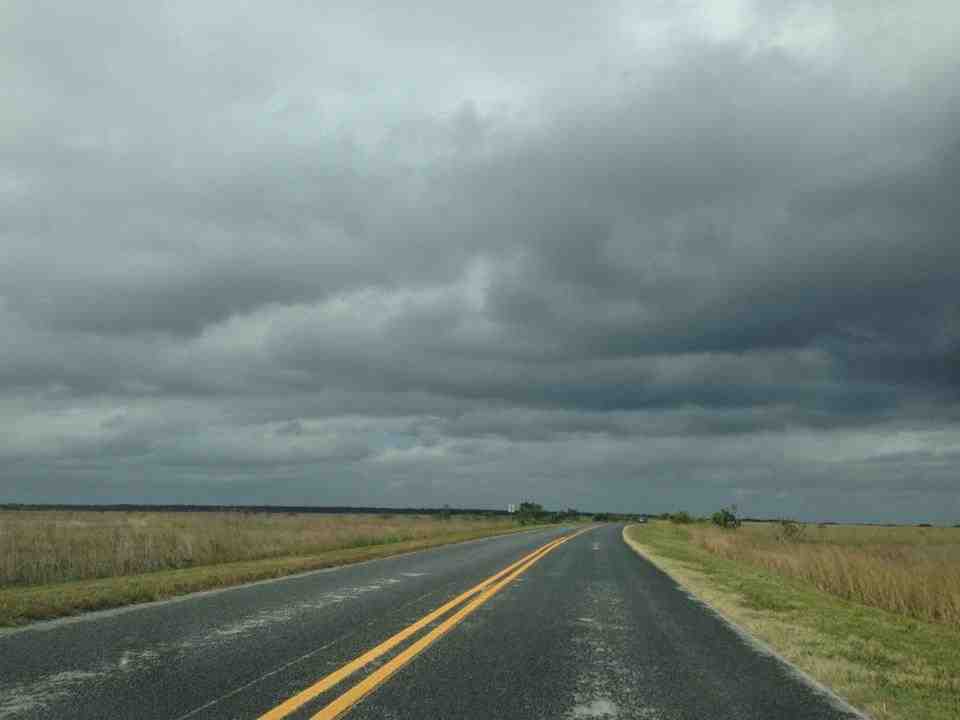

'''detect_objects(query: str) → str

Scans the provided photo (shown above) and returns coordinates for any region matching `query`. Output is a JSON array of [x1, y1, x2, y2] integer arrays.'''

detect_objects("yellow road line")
[[309, 527, 590, 720], [258, 532, 573, 720]]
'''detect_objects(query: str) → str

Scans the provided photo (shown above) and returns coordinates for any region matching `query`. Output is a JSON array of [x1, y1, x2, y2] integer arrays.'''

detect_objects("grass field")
[[689, 521, 960, 628], [625, 521, 960, 720], [0, 511, 528, 626]]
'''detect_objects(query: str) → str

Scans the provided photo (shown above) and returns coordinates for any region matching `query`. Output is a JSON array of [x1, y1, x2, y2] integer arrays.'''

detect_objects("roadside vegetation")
[[513, 501, 597, 525], [0, 510, 537, 627], [0, 511, 525, 586], [690, 520, 960, 628], [657, 508, 960, 627], [625, 520, 960, 720]]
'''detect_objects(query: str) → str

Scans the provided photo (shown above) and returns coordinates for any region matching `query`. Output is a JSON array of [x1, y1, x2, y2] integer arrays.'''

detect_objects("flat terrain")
[[0, 511, 526, 625], [0, 524, 863, 719], [0, 510, 522, 586], [690, 521, 960, 627]]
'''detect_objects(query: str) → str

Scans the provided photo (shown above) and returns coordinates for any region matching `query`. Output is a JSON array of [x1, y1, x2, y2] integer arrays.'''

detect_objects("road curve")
[[0, 524, 864, 719]]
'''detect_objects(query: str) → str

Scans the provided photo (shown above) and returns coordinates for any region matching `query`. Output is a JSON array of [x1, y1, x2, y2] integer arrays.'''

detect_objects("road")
[[0, 524, 865, 719]]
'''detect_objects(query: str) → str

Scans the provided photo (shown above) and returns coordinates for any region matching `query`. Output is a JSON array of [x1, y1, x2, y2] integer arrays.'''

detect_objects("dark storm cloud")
[[3, 0, 960, 521]]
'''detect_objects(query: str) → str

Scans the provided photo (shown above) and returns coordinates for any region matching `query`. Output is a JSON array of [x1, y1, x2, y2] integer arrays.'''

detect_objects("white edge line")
[[621, 525, 873, 720], [0, 525, 570, 639]]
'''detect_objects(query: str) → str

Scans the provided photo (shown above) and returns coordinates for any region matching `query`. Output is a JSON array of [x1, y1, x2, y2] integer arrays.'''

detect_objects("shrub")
[[775, 518, 807, 542], [711, 505, 741, 530], [516, 501, 548, 525]]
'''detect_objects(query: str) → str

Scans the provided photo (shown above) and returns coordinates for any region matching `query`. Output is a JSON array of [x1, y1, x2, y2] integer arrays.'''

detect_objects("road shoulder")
[[622, 523, 960, 720]]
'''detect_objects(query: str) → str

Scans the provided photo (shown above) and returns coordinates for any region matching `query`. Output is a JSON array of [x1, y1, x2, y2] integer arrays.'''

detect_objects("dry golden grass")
[[690, 522, 960, 628], [0, 510, 518, 587]]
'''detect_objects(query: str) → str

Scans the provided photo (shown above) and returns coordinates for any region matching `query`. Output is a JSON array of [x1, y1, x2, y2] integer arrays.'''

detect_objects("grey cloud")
[[2, 0, 960, 522]]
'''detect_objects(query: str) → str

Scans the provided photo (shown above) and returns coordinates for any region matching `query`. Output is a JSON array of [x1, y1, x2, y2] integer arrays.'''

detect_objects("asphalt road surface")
[[0, 524, 865, 719]]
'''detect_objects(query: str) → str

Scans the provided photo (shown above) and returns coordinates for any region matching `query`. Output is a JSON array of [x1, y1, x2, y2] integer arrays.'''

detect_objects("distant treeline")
[[656, 511, 947, 528], [0, 503, 515, 516], [0, 503, 650, 520]]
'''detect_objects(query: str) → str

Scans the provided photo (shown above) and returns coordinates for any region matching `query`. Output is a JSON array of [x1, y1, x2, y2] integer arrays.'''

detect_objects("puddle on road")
[[563, 581, 665, 720], [0, 670, 106, 718], [571, 697, 619, 717]]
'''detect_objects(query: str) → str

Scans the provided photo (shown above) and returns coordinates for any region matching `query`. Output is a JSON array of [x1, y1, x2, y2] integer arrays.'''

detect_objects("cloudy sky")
[[3, 1, 959, 522]]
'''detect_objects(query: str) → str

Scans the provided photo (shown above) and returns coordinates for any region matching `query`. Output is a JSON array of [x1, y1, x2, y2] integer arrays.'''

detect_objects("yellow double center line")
[[259, 528, 589, 720]]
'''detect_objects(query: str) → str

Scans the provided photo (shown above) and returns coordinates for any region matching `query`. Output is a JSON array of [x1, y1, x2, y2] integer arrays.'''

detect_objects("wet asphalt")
[[0, 524, 865, 719]]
